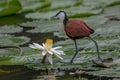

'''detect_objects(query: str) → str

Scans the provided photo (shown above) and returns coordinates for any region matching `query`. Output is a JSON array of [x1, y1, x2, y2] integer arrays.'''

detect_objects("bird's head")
[[51, 11, 68, 24]]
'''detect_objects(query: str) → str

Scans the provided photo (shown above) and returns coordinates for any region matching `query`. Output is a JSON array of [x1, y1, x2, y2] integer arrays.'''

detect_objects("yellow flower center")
[[45, 39, 53, 50]]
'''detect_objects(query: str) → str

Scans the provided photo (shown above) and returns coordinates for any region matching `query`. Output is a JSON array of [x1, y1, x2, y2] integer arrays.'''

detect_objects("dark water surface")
[[0, 65, 117, 80]]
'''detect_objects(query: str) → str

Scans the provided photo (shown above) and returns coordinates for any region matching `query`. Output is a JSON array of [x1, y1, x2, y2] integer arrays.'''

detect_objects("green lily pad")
[[51, 0, 81, 8], [0, 0, 22, 17], [103, 5, 120, 18], [25, 0, 104, 19], [0, 46, 42, 65], [88, 68, 120, 77], [0, 56, 26, 65], [25, 5, 103, 19], [25, 11, 57, 19], [20, 19, 62, 33], [0, 14, 24, 25], [0, 25, 23, 34], [0, 35, 30, 46], [83, 0, 120, 8], [62, 5, 103, 18], [19, 0, 52, 13]]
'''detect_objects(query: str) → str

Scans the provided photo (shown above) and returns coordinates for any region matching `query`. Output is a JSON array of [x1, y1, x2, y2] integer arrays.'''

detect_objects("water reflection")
[[0, 65, 119, 80]]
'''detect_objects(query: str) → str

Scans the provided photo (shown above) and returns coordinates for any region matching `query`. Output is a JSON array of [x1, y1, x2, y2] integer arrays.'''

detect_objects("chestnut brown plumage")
[[52, 11, 102, 63]]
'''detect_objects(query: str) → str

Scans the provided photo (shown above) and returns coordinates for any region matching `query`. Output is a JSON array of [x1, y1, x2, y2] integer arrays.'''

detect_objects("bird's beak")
[[50, 15, 56, 19]]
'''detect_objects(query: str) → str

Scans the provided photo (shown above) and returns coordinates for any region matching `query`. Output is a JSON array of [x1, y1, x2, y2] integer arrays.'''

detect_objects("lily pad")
[[25, 5, 103, 19], [0, 25, 23, 34], [0, 0, 22, 17], [0, 46, 42, 65], [103, 5, 120, 18], [88, 68, 120, 77], [20, 19, 62, 33], [18, 0, 52, 13], [51, 0, 81, 9], [25, 11, 57, 19], [83, 0, 120, 8], [0, 35, 30, 46], [62, 5, 103, 18]]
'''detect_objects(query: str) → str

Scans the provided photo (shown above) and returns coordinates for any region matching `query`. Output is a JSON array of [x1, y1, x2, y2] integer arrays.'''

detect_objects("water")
[[0, 65, 117, 80]]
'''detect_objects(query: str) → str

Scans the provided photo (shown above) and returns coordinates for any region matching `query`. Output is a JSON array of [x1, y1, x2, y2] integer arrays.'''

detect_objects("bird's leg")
[[70, 40, 78, 63], [88, 36, 102, 62]]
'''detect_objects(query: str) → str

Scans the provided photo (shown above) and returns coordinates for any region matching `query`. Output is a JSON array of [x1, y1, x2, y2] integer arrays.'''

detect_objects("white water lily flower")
[[29, 39, 65, 64]]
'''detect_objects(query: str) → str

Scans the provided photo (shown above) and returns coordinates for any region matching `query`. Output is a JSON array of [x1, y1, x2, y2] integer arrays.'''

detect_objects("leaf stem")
[[41, 55, 47, 64], [0, 46, 23, 56]]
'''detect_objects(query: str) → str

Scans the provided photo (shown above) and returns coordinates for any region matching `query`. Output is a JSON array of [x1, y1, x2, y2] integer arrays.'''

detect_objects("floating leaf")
[[83, 0, 120, 8], [106, 1, 120, 7], [19, 0, 51, 13], [0, 14, 24, 25], [0, 25, 23, 34], [0, 35, 30, 46], [51, 0, 81, 9], [88, 68, 120, 77], [103, 5, 120, 18], [20, 19, 62, 33], [25, 5, 103, 19], [62, 5, 103, 18], [25, 11, 56, 19], [0, 46, 42, 65], [0, 0, 22, 17]]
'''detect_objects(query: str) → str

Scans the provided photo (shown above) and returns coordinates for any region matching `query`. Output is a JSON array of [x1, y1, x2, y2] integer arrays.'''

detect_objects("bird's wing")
[[65, 20, 92, 38]]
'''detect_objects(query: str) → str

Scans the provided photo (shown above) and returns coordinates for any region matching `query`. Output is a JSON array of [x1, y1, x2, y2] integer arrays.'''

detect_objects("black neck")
[[63, 15, 68, 25]]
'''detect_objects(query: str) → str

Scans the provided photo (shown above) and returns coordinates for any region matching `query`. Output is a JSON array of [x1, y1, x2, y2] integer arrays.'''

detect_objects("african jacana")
[[52, 11, 102, 63]]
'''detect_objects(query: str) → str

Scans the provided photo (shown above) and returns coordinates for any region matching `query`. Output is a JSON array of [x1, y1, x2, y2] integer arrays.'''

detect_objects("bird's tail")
[[90, 29, 94, 34]]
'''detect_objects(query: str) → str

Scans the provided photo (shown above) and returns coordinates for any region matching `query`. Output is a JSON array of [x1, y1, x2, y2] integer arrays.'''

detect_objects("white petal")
[[29, 43, 44, 50], [51, 49, 63, 55], [29, 44, 40, 50], [52, 46, 62, 50], [56, 50, 65, 55], [42, 43, 45, 47], [48, 51, 53, 55], [42, 51, 47, 56], [54, 53, 63, 60], [33, 43, 44, 50], [29, 44, 36, 48], [47, 54, 53, 64]]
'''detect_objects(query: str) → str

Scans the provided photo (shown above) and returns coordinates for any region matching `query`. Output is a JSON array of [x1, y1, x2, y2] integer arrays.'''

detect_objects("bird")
[[51, 11, 102, 63]]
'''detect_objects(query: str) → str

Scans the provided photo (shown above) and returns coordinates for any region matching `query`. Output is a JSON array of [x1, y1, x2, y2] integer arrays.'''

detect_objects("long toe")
[[98, 57, 103, 62], [78, 47, 84, 51], [70, 60, 74, 64]]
